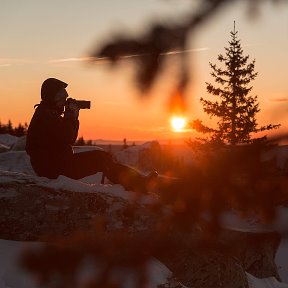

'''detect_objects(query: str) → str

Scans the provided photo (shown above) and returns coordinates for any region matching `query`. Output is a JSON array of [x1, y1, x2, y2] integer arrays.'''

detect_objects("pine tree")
[[193, 23, 280, 145]]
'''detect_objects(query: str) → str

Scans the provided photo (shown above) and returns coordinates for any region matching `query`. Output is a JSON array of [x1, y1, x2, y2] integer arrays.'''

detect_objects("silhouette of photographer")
[[26, 78, 157, 193]]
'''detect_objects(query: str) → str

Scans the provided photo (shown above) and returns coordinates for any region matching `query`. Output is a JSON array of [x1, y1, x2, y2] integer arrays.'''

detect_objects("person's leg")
[[61, 150, 112, 180], [103, 161, 158, 193], [105, 162, 146, 192], [61, 150, 157, 193]]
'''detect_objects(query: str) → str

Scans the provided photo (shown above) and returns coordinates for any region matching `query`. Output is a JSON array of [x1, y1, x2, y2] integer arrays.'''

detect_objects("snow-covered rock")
[[11, 136, 26, 151], [0, 134, 18, 148], [0, 151, 35, 175], [1, 170, 287, 286], [115, 141, 162, 172], [73, 145, 105, 153], [0, 144, 10, 153], [0, 169, 158, 241]]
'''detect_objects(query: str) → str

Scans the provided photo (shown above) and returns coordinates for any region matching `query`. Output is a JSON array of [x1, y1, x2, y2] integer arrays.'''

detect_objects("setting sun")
[[170, 116, 187, 132]]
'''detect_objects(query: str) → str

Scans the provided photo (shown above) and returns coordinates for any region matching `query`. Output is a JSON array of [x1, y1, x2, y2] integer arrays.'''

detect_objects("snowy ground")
[[0, 239, 171, 288], [0, 134, 288, 287]]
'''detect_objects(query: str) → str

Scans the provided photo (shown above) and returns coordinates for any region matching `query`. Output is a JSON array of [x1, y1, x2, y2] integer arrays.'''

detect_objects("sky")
[[1, 0, 288, 143]]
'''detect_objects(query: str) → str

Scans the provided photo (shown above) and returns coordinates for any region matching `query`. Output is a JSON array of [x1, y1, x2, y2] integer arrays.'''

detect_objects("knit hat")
[[41, 78, 68, 101]]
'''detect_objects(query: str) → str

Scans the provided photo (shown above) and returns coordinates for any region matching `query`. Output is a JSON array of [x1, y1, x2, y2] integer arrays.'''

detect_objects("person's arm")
[[26, 105, 79, 153], [63, 100, 80, 145], [42, 108, 79, 148]]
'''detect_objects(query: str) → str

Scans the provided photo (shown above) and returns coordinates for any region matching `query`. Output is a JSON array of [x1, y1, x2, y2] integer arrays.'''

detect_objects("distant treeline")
[[0, 121, 93, 146], [74, 136, 94, 146], [0, 120, 28, 137], [0, 121, 132, 148]]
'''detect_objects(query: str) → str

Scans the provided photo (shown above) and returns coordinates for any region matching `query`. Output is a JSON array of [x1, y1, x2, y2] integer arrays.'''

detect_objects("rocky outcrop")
[[0, 172, 283, 287], [0, 174, 157, 241], [156, 229, 281, 288]]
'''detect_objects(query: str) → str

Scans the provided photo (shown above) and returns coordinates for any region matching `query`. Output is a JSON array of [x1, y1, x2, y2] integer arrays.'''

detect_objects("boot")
[[117, 167, 159, 194], [104, 161, 158, 194], [142, 170, 159, 193]]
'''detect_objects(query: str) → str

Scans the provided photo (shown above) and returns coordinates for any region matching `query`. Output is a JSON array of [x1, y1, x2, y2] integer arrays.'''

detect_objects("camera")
[[66, 98, 91, 109]]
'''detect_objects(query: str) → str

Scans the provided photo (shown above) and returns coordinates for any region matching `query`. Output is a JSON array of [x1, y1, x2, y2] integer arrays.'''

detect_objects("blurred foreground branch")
[[90, 0, 286, 112], [18, 136, 288, 287]]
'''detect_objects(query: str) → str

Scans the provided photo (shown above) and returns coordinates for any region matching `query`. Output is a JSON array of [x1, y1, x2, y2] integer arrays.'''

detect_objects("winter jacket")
[[26, 102, 79, 178]]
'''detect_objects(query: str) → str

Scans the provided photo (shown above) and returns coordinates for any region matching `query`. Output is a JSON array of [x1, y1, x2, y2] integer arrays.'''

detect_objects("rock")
[[0, 172, 158, 241], [157, 229, 281, 288]]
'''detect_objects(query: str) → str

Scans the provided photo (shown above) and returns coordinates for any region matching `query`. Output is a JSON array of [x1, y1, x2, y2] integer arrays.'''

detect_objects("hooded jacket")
[[26, 80, 79, 178]]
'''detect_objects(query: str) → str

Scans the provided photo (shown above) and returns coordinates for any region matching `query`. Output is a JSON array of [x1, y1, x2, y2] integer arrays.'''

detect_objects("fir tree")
[[193, 23, 280, 145]]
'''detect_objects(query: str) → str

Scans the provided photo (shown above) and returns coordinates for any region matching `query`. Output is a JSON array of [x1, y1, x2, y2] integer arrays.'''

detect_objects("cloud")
[[48, 48, 209, 65], [0, 58, 32, 66], [269, 98, 288, 102], [48, 56, 111, 66], [0, 64, 12, 68], [90, 47, 209, 62], [103, 101, 131, 107], [48, 57, 94, 64], [164, 47, 209, 55]]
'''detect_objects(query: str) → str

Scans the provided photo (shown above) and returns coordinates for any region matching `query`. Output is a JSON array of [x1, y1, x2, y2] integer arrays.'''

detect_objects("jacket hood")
[[41, 78, 68, 102]]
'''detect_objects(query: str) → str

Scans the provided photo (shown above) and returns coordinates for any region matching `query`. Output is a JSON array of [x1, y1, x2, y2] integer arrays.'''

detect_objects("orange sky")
[[1, 1, 288, 143]]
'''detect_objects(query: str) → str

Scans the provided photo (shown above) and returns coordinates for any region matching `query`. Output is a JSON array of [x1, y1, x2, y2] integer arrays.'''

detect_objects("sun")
[[170, 116, 187, 132]]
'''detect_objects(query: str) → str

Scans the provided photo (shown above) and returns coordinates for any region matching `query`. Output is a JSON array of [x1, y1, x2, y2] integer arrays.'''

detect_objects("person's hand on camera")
[[65, 99, 79, 119]]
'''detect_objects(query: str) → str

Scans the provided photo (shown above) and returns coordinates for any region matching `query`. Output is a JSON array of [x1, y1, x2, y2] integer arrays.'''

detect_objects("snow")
[[246, 272, 288, 288], [220, 207, 288, 234], [10, 136, 26, 151], [0, 240, 38, 288], [0, 134, 18, 148], [1, 134, 288, 287], [276, 238, 288, 283], [0, 238, 286, 288], [0, 144, 9, 153], [40, 175, 136, 201], [114, 141, 161, 170], [0, 151, 35, 175], [0, 240, 171, 288]]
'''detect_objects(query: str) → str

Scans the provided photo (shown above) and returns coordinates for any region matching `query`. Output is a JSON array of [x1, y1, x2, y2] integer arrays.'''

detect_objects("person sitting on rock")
[[25, 78, 157, 193]]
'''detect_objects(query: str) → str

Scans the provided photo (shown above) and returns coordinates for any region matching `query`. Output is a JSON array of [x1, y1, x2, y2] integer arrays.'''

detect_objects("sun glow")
[[170, 116, 187, 132]]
